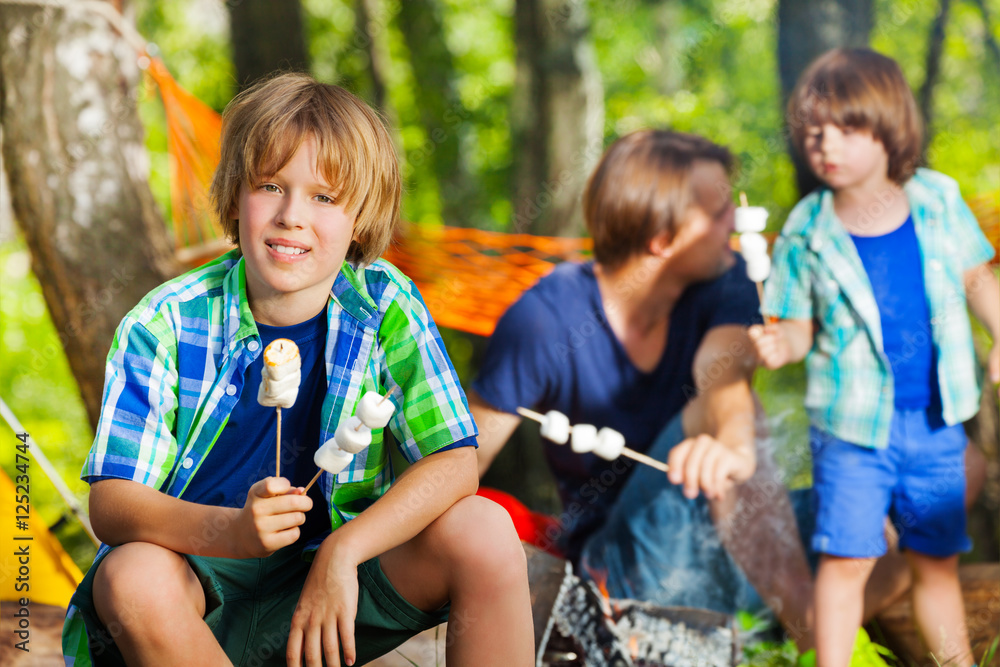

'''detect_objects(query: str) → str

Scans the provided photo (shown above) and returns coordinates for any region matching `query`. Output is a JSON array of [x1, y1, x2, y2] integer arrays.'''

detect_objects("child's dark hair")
[[788, 48, 923, 184]]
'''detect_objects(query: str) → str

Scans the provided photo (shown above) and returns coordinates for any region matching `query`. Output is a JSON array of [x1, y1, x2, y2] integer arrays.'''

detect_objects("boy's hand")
[[288, 537, 361, 667], [667, 434, 755, 500], [233, 477, 311, 558], [748, 322, 793, 369]]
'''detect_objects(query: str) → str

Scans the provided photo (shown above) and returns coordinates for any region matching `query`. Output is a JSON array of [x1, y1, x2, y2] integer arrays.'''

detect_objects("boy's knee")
[[439, 496, 527, 582], [93, 542, 205, 628]]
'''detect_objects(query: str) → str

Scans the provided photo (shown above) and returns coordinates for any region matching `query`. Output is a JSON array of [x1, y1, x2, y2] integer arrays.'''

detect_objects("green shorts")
[[71, 544, 449, 666]]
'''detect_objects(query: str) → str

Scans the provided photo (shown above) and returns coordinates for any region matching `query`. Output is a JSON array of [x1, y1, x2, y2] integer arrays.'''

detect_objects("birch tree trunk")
[[0, 2, 181, 431], [511, 0, 604, 236]]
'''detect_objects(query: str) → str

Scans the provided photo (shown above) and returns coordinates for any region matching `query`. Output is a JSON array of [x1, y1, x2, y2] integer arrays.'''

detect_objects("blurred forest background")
[[1, 0, 998, 583]]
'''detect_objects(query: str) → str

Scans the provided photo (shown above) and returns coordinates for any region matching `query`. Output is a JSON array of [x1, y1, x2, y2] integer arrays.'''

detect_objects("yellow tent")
[[1, 468, 83, 608]]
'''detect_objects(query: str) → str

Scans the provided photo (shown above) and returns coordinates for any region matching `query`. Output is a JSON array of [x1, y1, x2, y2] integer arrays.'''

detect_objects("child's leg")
[[379, 495, 535, 666], [92, 542, 232, 667], [906, 551, 973, 666], [814, 555, 876, 667]]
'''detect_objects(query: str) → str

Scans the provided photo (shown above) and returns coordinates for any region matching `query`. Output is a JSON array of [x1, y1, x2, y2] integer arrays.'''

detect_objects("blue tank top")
[[851, 216, 939, 409]]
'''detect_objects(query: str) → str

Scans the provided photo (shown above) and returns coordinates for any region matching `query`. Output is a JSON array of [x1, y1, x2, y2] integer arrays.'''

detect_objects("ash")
[[544, 573, 735, 667]]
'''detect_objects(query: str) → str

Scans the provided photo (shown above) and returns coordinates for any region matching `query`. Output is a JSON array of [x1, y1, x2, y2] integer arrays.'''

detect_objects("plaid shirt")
[[764, 169, 994, 449], [83, 248, 476, 520], [65, 250, 476, 665]]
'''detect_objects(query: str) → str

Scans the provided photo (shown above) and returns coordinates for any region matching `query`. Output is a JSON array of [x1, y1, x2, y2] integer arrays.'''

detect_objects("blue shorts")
[[810, 408, 971, 559]]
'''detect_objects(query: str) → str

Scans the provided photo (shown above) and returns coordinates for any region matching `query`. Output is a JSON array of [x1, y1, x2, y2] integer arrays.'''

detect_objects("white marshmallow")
[[570, 423, 599, 454], [738, 232, 768, 260], [357, 392, 395, 429], [746, 255, 771, 283], [594, 427, 626, 461], [314, 440, 354, 475], [734, 206, 768, 233], [258, 339, 301, 408], [539, 410, 571, 445], [335, 415, 373, 454], [256, 379, 299, 408]]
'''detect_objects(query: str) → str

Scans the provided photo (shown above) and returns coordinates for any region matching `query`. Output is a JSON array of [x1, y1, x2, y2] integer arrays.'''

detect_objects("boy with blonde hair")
[[63, 73, 534, 667], [752, 48, 999, 667]]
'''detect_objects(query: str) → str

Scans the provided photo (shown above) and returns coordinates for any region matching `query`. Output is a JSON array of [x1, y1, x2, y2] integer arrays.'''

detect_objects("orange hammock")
[[145, 59, 1000, 338]]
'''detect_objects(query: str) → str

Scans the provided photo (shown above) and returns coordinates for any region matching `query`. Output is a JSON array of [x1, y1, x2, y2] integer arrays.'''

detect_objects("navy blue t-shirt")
[[473, 258, 761, 558], [183, 309, 330, 542], [851, 216, 939, 409]]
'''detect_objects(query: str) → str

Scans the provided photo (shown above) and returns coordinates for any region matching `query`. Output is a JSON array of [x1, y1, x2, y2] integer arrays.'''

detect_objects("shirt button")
[[182, 457, 194, 469], [929, 259, 942, 271], [226, 385, 237, 396], [247, 340, 260, 352]]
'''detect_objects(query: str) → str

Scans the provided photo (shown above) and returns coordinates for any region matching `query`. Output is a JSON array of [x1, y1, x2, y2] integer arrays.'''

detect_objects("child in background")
[[751, 48, 999, 667], [62, 73, 534, 667]]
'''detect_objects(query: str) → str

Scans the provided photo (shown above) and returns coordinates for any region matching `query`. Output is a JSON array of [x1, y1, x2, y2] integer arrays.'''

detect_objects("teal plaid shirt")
[[764, 169, 994, 448]]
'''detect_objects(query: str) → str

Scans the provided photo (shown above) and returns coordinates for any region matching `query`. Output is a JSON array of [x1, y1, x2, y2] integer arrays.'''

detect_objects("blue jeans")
[[579, 414, 814, 614]]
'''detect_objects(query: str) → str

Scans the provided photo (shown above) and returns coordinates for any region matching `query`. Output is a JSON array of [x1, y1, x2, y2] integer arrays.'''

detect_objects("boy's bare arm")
[[672, 325, 757, 499], [89, 477, 312, 558], [466, 389, 522, 477], [964, 261, 1000, 387]]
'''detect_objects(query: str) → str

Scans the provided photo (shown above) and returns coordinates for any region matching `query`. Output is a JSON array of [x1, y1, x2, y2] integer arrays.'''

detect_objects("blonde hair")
[[210, 72, 400, 264], [788, 48, 923, 185], [584, 130, 733, 270]]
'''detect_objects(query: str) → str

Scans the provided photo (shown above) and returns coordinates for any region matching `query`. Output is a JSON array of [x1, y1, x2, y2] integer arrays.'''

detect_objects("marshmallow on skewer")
[[571, 423, 599, 454], [594, 427, 626, 461], [734, 204, 768, 234], [314, 439, 355, 476], [335, 415, 373, 454], [357, 392, 395, 429], [257, 339, 301, 409], [539, 410, 571, 445]]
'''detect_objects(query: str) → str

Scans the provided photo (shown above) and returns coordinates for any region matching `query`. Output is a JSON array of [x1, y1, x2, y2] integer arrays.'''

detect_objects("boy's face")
[[233, 134, 356, 325], [665, 160, 736, 281], [804, 123, 890, 192]]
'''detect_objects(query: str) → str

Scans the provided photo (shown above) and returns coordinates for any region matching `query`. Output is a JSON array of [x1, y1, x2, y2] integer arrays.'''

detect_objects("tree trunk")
[[918, 0, 951, 162], [227, 0, 309, 89], [511, 0, 604, 236], [353, 0, 404, 158], [0, 2, 182, 431], [394, 0, 479, 228], [777, 0, 873, 197]]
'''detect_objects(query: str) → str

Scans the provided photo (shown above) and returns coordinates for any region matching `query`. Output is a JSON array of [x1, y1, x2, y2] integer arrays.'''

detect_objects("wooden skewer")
[[302, 467, 322, 494], [276, 407, 282, 478], [516, 407, 670, 474], [739, 191, 749, 208]]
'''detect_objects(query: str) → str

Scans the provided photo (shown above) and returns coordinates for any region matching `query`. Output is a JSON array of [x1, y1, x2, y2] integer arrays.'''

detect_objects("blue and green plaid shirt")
[[764, 169, 994, 449], [83, 248, 476, 521], [64, 250, 477, 665]]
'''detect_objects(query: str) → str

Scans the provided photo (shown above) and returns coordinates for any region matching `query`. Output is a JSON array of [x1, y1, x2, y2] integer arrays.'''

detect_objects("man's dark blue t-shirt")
[[473, 258, 761, 558]]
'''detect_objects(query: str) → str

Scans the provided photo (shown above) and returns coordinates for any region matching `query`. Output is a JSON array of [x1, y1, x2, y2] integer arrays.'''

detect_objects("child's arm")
[[287, 446, 478, 666], [748, 319, 813, 369], [89, 476, 313, 558], [965, 261, 1000, 391]]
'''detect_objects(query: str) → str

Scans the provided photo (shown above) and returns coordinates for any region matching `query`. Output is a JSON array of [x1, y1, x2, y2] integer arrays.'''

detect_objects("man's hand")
[[232, 477, 311, 558], [287, 536, 361, 667], [666, 434, 755, 500]]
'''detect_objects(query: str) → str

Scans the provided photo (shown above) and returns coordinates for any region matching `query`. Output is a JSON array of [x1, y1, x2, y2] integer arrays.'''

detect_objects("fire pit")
[[527, 545, 738, 667]]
